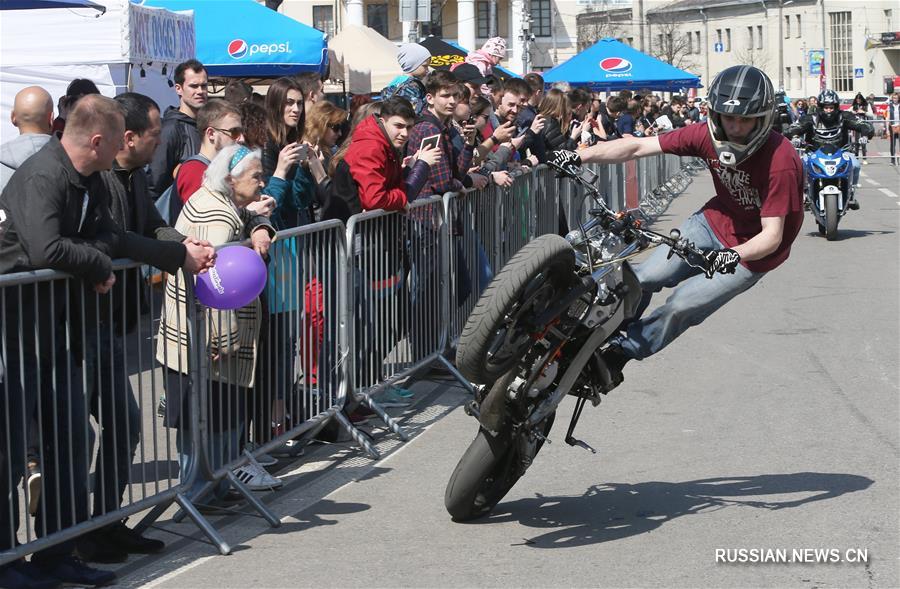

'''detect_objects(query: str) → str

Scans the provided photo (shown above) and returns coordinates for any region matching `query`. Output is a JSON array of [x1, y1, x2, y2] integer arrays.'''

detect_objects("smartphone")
[[295, 143, 309, 161], [419, 134, 440, 152], [465, 116, 476, 126]]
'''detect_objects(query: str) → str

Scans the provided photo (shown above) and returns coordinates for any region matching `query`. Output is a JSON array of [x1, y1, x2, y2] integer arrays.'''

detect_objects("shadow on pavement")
[[804, 228, 894, 240], [475, 472, 873, 548]]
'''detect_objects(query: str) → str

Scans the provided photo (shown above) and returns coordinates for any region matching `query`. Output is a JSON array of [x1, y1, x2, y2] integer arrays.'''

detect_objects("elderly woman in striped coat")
[[157, 144, 277, 503]]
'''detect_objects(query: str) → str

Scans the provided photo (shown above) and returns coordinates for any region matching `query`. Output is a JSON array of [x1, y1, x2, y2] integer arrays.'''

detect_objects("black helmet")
[[706, 65, 775, 167], [817, 89, 841, 126]]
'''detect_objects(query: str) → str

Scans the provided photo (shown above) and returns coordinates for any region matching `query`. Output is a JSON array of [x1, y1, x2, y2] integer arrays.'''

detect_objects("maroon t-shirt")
[[658, 123, 804, 273]]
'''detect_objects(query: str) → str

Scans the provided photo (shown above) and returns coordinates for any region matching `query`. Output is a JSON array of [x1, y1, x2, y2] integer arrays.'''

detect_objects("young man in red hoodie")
[[341, 97, 440, 212]]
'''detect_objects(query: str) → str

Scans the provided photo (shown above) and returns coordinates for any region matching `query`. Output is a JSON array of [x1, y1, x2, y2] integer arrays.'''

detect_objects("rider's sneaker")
[[848, 198, 860, 210], [599, 346, 630, 390]]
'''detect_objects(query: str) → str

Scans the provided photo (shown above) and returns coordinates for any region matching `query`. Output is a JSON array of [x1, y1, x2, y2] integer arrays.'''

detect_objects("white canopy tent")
[[0, 0, 194, 141], [327, 25, 402, 95]]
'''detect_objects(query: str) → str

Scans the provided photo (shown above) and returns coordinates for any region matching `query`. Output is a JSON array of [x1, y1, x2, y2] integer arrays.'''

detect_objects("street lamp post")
[[778, 0, 784, 89]]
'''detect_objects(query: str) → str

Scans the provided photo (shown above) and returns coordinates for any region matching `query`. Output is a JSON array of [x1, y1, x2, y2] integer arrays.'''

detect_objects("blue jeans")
[[849, 153, 860, 187], [612, 212, 765, 360]]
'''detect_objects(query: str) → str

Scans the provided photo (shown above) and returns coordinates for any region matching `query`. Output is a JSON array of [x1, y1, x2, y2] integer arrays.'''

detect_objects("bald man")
[[0, 85, 54, 191]]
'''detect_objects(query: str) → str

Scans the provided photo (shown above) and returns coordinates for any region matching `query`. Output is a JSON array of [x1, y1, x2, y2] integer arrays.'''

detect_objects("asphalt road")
[[117, 142, 899, 589]]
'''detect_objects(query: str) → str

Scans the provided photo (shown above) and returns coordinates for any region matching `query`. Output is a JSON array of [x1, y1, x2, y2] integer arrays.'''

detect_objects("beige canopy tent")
[[327, 25, 403, 95]]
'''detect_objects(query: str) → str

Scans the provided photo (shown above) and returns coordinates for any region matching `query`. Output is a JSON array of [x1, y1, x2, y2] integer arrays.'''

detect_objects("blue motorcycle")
[[797, 142, 858, 241]]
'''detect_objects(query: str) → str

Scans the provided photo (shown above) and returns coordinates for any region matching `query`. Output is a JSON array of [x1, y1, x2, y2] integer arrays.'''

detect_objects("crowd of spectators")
[[9, 44, 887, 587]]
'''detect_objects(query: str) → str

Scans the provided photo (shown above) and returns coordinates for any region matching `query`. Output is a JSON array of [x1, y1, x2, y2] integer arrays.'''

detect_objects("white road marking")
[[878, 188, 898, 198], [865, 178, 878, 186]]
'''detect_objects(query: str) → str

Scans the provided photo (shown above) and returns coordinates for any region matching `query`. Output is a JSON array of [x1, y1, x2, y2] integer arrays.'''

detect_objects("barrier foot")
[[172, 480, 216, 524], [333, 410, 381, 459], [360, 395, 409, 442], [225, 470, 281, 528], [435, 355, 474, 394], [174, 492, 231, 555], [132, 500, 172, 535]]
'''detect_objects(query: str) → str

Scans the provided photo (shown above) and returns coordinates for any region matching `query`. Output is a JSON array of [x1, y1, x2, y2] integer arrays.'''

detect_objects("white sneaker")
[[244, 442, 277, 466], [233, 453, 283, 491]]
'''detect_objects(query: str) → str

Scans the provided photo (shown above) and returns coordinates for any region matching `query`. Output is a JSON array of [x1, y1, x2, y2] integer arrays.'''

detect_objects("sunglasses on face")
[[213, 126, 243, 140]]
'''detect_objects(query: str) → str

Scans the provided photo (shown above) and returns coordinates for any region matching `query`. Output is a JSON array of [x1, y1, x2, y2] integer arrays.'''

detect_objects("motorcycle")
[[444, 160, 716, 521], [794, 138, 860, 241]]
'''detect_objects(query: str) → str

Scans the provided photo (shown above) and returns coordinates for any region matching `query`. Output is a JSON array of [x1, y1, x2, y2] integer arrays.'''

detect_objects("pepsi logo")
[[600, 57, 632, 73], [228, 39, 249, 59]]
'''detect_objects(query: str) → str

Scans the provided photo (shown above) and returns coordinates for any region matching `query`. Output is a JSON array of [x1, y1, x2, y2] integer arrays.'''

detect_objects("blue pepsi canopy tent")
[[138, 0, 326, 77], [543, 38, 700, 92]]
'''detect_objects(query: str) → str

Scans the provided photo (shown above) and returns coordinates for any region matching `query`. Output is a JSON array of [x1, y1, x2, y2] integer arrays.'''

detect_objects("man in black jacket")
[[146, 59, 208, 200], [72, 93, 216, 565], [0, 94, 122, 588]]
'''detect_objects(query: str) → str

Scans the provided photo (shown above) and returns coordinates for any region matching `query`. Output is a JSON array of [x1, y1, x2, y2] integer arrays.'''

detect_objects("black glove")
[[702, 248, 741, 279], [548, 150, 582, 177]]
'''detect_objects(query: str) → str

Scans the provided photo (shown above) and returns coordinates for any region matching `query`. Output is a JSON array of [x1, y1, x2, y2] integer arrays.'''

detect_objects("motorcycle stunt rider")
[[786, 89, 874, 210], [549, 65, 804, 385]]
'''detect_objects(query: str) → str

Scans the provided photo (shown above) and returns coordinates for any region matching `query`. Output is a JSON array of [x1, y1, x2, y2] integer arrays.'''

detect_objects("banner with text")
[[129, 4, 195, 65]]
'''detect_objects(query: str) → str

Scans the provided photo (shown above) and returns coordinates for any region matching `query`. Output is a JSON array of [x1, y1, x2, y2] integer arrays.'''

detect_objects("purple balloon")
[[195, 246, 267, 310]]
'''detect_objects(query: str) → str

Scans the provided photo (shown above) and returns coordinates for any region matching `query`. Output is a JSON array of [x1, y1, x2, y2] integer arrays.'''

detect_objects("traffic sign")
[[714, 42, 724, 53], [854, 68, 864, 78]]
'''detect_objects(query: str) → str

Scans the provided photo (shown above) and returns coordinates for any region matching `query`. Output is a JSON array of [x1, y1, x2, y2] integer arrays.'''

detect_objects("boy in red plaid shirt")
[[405, 70, 482, 196]]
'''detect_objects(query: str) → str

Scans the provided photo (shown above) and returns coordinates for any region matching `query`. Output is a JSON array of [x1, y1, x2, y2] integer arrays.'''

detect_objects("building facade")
[[273, 0, 632, 73], [578, 0, 900, 99]]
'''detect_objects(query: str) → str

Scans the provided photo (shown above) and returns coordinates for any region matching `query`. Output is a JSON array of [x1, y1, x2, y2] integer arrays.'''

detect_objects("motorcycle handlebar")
[[557, 163, 712, 272]]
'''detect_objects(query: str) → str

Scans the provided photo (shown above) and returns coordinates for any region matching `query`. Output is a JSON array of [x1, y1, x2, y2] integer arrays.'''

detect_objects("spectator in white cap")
[[465, 37, 507, 97], [380, 43, 432, 116]]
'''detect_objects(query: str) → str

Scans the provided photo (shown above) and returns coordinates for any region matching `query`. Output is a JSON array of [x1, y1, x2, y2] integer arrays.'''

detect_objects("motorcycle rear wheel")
[[444, 412, 556, 522], [825, 193, 839, 241], [456, 234, 576, 385]]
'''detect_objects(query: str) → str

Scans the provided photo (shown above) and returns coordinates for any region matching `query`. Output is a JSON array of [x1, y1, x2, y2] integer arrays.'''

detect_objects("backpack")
[[154, 154, 210, 224]]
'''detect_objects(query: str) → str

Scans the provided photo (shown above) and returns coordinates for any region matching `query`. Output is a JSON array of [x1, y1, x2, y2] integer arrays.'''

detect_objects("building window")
[[784, 15, 790, 38], [725, 28, 731, 51], [657, 34, 663, 50], [366, 3, 388, 37], [686, 32, 693, 54], [829, 11, 853, 92], [885, 9, 892, 31], [757, 25, 763, 49], [795, 14, 801, 37], [785, 67, 792, 90], [795, 66, 802, 90], [312, 5, 334, 37], [747, 26, 754, 50], [531, 0, 551, 38], [422, 2, 442, 37], [476, 1, 498, 39], [626, 37, 634, 46], [715, 29, 722, 46], [695, 31, 701, 54]]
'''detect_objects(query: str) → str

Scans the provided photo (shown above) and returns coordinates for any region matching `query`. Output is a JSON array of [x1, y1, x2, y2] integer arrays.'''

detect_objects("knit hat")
[[481, 37, 507, 58], [397, 43, 431, 74]]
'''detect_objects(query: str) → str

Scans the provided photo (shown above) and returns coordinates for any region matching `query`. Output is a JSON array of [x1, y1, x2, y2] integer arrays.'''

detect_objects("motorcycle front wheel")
[[455, 234, 576, 385], [444, 412, 556, 522], [825, 193, 839, 241]]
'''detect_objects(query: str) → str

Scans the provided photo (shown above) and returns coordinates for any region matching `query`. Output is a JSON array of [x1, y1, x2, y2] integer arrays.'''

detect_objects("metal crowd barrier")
[[0, 153, 697, 563], [0, 264, 212, 565]]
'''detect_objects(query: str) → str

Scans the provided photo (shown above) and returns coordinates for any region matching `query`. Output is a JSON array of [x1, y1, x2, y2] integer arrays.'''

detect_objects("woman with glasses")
[[158, 144, 277, 506], [303, 102, 348, 165]]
